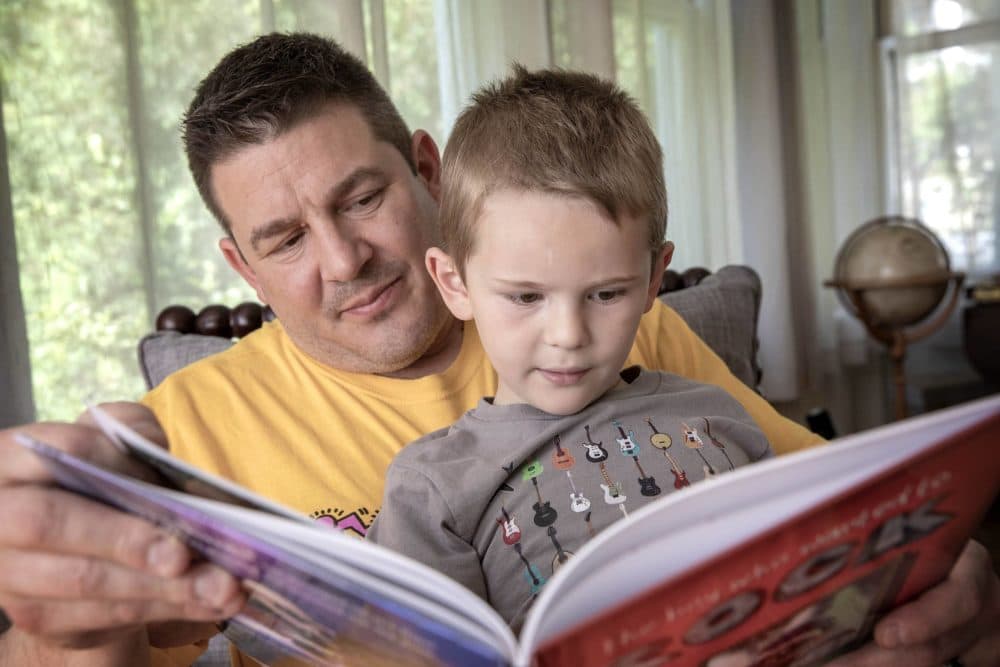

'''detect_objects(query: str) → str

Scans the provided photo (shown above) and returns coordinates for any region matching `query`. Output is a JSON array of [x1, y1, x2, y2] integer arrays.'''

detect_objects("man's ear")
[[644, 241, 674, 312], [220, 237, 267, 304], [425, 247, 473, 321], [410, 130, 442, 204]]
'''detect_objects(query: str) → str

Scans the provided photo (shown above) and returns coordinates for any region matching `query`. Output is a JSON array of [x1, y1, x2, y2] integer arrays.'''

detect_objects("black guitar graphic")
[[579, 424, 609, 462], [613, 419, 660, 497], [547, 525, 574, 571], [523, 459, 558, 526], [702, 417, 735, 470]]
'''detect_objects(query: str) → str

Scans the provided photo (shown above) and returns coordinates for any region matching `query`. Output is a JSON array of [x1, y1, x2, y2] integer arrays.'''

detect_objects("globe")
[[833, 217, 952, 328]]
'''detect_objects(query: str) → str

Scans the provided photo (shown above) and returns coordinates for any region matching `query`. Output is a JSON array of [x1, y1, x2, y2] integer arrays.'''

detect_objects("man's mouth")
[[337, 277, 402, 318]]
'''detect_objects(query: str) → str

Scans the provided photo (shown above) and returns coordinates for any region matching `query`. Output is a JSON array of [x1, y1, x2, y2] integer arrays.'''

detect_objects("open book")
[[17, 394, 1000, 667]]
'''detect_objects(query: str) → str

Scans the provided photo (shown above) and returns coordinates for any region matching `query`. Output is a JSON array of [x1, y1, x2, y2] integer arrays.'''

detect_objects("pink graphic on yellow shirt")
[[310, 507, 376, 537]]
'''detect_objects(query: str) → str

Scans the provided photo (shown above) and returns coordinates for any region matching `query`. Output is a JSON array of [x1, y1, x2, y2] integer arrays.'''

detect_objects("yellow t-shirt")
[[143, 299, 819, 532], [143, 299, 821, 666]]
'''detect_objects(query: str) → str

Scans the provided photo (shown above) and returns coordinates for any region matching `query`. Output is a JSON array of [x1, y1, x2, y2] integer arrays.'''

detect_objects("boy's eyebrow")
[[492, 274, 644, 288], [248, 167, 386, 252]]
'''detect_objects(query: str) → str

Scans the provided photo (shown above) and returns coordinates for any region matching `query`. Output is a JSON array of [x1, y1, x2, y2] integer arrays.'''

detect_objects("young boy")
[[367, 66, 773, 630]]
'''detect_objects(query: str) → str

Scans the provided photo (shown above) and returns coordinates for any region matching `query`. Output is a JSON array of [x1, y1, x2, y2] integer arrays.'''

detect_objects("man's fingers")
[[1, 486, 190, 576], [874, 541, 992, 648], [2, 591, 243, 646], [0, 420, 158, 486], [0, 550, 239, 608]]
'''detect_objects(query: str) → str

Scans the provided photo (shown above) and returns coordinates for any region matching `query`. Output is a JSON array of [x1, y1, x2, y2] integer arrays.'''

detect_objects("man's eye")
[[270, 232, 303, 255], [509, 293, 542, 305], [345, 189, 385, 214]]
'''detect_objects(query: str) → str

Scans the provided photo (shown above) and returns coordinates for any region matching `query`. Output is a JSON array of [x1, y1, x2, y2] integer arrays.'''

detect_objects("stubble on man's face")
[[212, 105, 458, 377]]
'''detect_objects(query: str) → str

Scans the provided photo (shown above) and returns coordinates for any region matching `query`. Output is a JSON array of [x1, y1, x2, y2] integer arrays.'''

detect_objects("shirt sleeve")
[[368, 462, 489, 601], [631, 300, 825, 455]]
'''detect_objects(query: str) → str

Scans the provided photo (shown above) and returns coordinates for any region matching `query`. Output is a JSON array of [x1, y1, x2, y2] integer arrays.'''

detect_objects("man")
[[0, 33, 996, 667]]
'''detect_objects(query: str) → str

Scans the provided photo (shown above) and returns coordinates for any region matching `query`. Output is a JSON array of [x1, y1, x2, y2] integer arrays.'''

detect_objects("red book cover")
[[532, 407, 1000, 667]]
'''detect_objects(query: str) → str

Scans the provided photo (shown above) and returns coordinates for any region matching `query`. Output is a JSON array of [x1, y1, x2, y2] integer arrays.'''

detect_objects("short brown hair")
[[183, 32, 414, 234], [440, 65, 667, 272]]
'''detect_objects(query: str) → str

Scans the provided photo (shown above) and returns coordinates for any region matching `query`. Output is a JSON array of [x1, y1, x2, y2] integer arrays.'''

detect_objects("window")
[[881, 0, 1000, 276], [2, 0, 737, 420]]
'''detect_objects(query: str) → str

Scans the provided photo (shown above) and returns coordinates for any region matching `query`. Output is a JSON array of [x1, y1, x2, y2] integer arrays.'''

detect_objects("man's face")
[[432, 189, 668, 415], [213, 104, 454, 375]]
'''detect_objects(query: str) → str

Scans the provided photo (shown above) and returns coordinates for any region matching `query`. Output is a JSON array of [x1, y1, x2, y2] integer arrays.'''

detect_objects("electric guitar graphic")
[[548, 525, 574, 571], [552, 435, 590, 512], [702, 417, 735, 470], [598, 462, 628, 518], [496, 506, 522, 546], [613, 419, 660, 496], [579, 424, 609, 462], [644, 417, 690, 489], [523, 459, 558, 526], [682, 421, 717, 478], [515, 543, 546, 594]]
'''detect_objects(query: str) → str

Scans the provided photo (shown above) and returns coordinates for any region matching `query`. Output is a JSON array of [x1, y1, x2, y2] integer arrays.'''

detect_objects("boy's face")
[[428, 189, 670, 415]]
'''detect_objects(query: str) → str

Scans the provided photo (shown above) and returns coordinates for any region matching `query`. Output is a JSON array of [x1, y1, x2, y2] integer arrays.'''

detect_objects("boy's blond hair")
[[440, 64, 667, 273]]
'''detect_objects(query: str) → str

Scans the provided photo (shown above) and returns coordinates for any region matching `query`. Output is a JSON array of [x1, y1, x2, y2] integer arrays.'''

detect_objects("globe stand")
[[825, 272, 964, 420]]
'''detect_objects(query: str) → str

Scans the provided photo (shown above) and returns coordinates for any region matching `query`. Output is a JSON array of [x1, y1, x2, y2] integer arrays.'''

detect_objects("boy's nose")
[[544, 303, 589, 350]]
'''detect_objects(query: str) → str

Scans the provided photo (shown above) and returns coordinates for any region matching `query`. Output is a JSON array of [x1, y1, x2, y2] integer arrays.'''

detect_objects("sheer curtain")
[[0, 0, 797, 422]]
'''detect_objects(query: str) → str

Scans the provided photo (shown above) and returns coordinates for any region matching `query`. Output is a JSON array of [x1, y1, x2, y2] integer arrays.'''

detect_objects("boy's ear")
[[426, 247, 473, 321], [220, 237, 268, 304], [644, 241, 674, 312]]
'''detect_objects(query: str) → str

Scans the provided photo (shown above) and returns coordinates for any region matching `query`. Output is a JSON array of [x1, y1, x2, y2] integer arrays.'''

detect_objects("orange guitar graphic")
[[579, 424, 609, 462], [613, 419, 660, 497], [552, 435, 590, 513], [523, 459, 558, 526], [645, 417, 690, 489], [702, 417, 735, 470], [682, 421, 717, 479]]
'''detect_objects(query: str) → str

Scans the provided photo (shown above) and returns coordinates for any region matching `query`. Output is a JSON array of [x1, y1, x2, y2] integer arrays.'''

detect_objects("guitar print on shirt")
[[702, 416, 736, 471], [644, 417, 691, 489], [523, 459, 558, 527], [682, 421, 718, 479], [579, 424, 609, 462], [613, 419, 661, 497], [497, 505, 545, 595], [551, 435, 590, 513]]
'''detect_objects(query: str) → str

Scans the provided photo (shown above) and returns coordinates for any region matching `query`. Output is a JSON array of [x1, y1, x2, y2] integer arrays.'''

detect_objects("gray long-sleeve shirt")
[[368, 367, 773, 630]]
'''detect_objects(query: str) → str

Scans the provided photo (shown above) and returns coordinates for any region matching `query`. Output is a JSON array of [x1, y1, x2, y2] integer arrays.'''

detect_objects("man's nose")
[[544, 302, 589, 350], [315, 225, 374, 282]]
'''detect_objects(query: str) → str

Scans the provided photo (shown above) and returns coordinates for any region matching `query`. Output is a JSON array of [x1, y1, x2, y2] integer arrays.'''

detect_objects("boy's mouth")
[[538, 368, 589, 385]]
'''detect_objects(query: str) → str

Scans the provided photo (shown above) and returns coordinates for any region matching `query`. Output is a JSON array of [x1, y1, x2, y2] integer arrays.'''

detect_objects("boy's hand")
[[828, 540, 999, 666], [0, 403, 243, 658]]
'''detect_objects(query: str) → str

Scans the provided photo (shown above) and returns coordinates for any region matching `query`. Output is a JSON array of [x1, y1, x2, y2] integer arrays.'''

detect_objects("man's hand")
[[0, 402, 244, 660], [829, 540, 1000, 666]]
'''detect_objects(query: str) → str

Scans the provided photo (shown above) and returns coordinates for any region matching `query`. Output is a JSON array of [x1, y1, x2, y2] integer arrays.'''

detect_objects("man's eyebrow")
[[247, 167, 387, 252]]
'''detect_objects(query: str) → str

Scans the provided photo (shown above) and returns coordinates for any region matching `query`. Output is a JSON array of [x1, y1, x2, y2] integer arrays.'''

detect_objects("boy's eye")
[[591, 289, 625, 303], [509, 293, 542, 305]]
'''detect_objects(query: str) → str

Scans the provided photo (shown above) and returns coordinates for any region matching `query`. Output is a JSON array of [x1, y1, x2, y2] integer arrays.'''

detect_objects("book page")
[[17, 434, 513, 667]]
